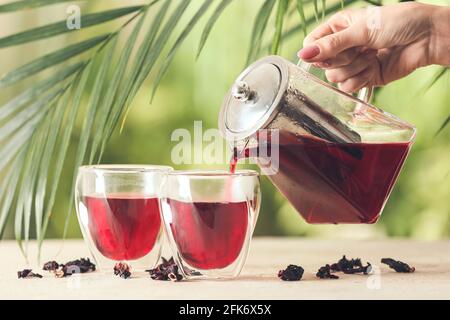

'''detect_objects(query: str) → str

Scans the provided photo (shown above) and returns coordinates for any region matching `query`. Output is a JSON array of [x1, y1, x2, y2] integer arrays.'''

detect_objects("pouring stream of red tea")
[[229, 139, 249, 174], [229, 143, 239, 174]]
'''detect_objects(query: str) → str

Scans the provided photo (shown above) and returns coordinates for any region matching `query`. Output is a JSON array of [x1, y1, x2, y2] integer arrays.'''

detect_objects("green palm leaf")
[[363, 0, 382, 5], [98, 0, 171, 159], [436, 115, 449, 137], [271, 0, 289, 55], [426, 67, 448, 92], [0, 149, 26, 238], [0, 34, 109, 87], [196, 0, 233, 59], [0, 87, 63, 139], [61, 39, 117, 238], [89, 11, 148, 164], [13, 87, 66, 254], [313, 0, 319, 22], [151, 0, 214, 100], [0, 0, 79, 13], [115, 0, 191, 131], [247, 0, 276, 64], [143, 0, 191, 99], [13, 143, 32, 254], [0, 62, 83, 122], [321, 0, 326, 20], [22, 110, 55, 249], [38, 66, 91, 248], [34, 91, 70, 241], [0, 87, 67, 173], [279, 0, 358, 44], [0, 6, 143, 48], [14, 129, 42, 254], [295, 0, 307, 36]]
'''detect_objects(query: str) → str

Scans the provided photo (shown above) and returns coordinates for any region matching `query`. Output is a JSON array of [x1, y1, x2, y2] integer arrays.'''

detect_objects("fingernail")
[[297, 45, 320, 60]]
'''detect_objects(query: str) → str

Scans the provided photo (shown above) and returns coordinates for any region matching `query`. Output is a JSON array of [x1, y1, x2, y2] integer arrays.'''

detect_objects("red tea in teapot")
[[232, 131, 411, 224]]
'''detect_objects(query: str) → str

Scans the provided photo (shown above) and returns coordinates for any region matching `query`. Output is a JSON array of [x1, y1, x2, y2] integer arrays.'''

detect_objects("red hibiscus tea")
[[76, 165, 171, 269], [167, 199, 248, 270], [233, 131, 411, 224], [161, 170, 260, 279], [83, 194, 161, 261]]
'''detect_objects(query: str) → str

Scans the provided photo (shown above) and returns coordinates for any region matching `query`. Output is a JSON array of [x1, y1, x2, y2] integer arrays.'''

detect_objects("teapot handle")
[[357, 87, 373, 104], [297, 60, 373, 104]]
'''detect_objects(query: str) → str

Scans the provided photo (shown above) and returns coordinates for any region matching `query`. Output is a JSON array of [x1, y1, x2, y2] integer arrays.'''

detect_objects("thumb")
[[299, 26, 367, 61]]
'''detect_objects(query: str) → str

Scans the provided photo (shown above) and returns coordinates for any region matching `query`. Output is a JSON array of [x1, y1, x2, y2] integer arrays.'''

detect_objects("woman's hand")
[[297, 2, 450, 92]]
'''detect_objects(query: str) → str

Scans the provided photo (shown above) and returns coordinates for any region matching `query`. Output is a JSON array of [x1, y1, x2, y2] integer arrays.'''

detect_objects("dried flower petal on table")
[[316, 264, 339, 279], [278, 264, 304, 281], [381, 258, 415, 273], [330, 255, 372, 275], [114, 262, 132, 279], [60, 258, 96, 276], [330, 255, 362, 272], [326, 255, 371, 275], [340, 263, 372, 275], [17, 269, 43, 279], [146, 256, 183, 281], [42, 258, 96, 277], [42, 261, 60, 271]]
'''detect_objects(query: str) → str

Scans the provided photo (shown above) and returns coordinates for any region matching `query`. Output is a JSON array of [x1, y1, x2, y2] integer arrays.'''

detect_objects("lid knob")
[[231, 81, 254, 102], [219, 56, 286, 140]]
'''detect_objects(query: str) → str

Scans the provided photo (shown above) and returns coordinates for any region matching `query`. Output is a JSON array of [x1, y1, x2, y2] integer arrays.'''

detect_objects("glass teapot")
[[219, 55, 416, 224]]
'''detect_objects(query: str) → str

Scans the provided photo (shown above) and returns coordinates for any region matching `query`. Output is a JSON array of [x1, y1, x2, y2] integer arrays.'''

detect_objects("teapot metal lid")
[[219, 56, 289, 141]]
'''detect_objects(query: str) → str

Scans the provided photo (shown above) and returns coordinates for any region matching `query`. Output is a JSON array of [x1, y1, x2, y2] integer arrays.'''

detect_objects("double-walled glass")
[[75, 165, 172, 271], [160, 170, 260, 279]]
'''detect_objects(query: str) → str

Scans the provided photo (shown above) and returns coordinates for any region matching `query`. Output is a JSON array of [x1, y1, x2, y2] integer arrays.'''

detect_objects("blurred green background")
[[0, 0, 449, 241]]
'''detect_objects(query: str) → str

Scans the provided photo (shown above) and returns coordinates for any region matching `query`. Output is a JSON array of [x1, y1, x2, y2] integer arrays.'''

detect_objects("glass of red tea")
[[160, 170, 260, 279], [75, 165, 172, 271]]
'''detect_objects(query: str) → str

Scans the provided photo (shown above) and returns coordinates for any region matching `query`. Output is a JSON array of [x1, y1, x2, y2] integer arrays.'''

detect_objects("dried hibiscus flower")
[[58, 258, 96, 277], [278, 264, 304, 281], [146, 257, 183, 282], [42, 261, 60, 271], [381, 258, 415, 273], [316, 264, 339, 279], [114, 262, 131, 279], [42, 258, 96, 277], [62, 258, 96, 274], [331, 255, 372, 275], [17, 269, 43, 279], [316, 256, 372, 279], [330, 255, 361, 272]]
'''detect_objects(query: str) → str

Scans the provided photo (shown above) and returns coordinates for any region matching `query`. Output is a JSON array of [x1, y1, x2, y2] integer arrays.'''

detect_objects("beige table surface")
[[1, 238, 449, 300]]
